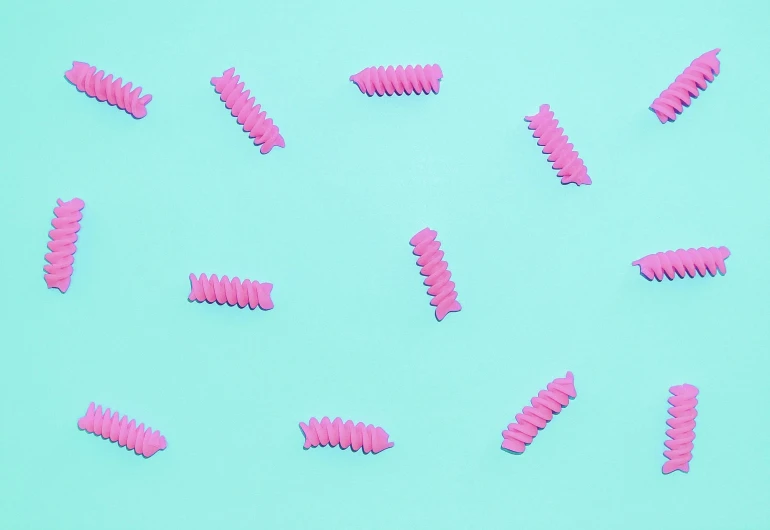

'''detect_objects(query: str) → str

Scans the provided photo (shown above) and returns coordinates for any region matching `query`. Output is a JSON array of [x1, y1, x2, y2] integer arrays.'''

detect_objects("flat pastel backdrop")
[[1, 0, 769, 528]]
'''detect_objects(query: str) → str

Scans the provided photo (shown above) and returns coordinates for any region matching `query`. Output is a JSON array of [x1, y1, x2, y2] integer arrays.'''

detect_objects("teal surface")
[[2, 1, 769, 528]]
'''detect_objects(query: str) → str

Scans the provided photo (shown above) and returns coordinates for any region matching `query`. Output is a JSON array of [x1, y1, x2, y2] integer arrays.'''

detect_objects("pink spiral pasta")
[[300, 417, 394, 454], [663, 384, 698, 474], [524, 104, 591, 186], [650, 49, 721, 123], [44, 198, 85, 293], [632, 246, 730, 281], [501, 372, 576, 454], [78, 402, 167, 458], [64, 61, 152, 119], [350, 64, 443, 96], [210, 68, 285, 154], [189, 273, 274, 310], [409, 227, 462, 321]]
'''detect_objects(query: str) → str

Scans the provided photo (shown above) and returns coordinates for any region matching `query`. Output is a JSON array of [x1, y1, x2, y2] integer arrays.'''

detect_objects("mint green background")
[[2, 0, 769, 528]]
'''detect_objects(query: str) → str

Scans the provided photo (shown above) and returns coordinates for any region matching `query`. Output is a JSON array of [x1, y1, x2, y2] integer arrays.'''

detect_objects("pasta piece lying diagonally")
[[502, 372, 576, 454], [65, 61, 152, 118], [650, 49, 721, 123], [78, 402, 167, 458], [210, 67, 285, 154]]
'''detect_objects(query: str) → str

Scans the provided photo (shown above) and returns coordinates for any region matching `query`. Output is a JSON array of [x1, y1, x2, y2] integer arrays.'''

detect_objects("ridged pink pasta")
[[663, 384, 698, 474], [632, 247, 730, 281], [409, 227, 461, 321], [64, 61, 152, 119], [44, 198, 85, 293], [78, 402, 167, 458], [189, 273, 274, 310], [211, 68, 285, 154], [650, 49, 721, 123], [524, 104, 591, 186], [502, 372, 576, 454], [350, 64, 442, 96], [300, 417, 394, 454]]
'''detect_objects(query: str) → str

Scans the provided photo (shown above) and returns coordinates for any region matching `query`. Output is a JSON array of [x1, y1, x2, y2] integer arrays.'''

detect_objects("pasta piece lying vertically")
[[44, 198, 85, 293], [409, 227, 461, 321], [663, 384, 698, 474]]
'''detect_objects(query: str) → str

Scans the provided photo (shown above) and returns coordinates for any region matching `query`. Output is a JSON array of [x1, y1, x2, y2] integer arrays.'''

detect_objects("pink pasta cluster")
[[78, 402, 167, 458], [524, 104, 591, 186], [300, 416, 394, 454], [502, 372, 576, 454], [409, 227, 462, 321], [189, 273, 274, 310]]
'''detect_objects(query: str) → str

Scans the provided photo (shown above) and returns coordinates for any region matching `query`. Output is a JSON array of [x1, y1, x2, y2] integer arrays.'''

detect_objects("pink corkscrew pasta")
[[650, 49, 721, 123], [501, 372, 576, 454], [64, 62, 152, 119], [663, 384, 698, 474], [189, 273, 274, 310], [632, 246, 730, 281], [524, 104, 591, 186], [210, 68, 285, 154], [350, 64, 442, 96], [410, 227, 462, 321], [78, 402, 167, 458], [300, 417, 394, 454], [44, 198, 85, 293]]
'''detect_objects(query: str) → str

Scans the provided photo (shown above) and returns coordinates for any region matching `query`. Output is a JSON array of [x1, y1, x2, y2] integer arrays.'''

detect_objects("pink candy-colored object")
[[44, 198, 85, 293], [64, 61, 152, 119], [663, 384, 698, 474], [300, 417, 394, 454], [524, 104, 591, 186], [350, 64, 442, 96], [650, 49, 721, 123], [632, 246, 730, 281], [501, 372, 576, 454], [78, 402, 167, 458], [409, 227, 462, 321], [210, 68, 285, 154], [189, 273, 274, 310]]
